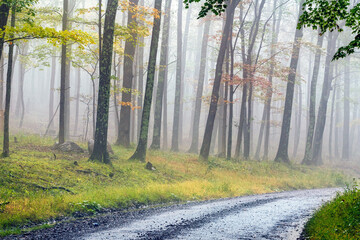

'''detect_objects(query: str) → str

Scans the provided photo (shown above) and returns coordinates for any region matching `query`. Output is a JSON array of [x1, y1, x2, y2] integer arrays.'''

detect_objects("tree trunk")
[[302, 34, 324, 164], [59, 0, 69, 144], [171, 0, 183, 152], [274, 0, 304, 163], [342, 57, 350, 160], [328, 78, 337, 159], [0, 1, 10, 61], [188, 20, 211, 153], [199, 0, 240, 161], [0, 53, 4, 110], [117, 0, 139, 147], [74, 67, 81, 136], [178, 6, 192, 147], [292, 83, 302, 158], [150, 0, 172, 150], [89, 0, 119, 164], [311, 32, 338, 165], [2, 5, 15, 157], [129, 0, 162, 161]]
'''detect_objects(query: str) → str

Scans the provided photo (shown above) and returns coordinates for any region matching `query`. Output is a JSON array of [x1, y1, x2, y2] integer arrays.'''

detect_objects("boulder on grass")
[[52, 141, 85, 153], [87, 139, 114, 155]]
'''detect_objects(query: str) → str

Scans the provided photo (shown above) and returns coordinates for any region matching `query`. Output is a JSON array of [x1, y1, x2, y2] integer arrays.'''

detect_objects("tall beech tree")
[[199, 0, 240, 161], [171, 0, 183, 152], [59, 0, 69, 144], [302, 34, 324, 165], [188, 19, 211, 153], [150, 0, 172, 150], [0, 1, 10, 60], [311, 32, 338, 165], [89, 0, 119, 164], [274, 0, 304, 163], [129, 0, 162, 162], [2, 5, 15, 157], [117, 0, 139, 147]]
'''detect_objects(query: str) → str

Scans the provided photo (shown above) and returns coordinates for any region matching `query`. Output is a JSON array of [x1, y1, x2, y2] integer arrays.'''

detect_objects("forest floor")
[[0, 134, 349, 237]]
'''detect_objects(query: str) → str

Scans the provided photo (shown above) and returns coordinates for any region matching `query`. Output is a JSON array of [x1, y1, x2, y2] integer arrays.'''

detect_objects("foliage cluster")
[[304, 181, 360, 239], [0, 135, 347, 237]]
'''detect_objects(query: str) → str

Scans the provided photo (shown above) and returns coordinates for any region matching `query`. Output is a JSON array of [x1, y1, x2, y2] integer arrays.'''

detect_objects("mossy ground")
[[0, 134, 348, 236], [304, 182, 360, 240]]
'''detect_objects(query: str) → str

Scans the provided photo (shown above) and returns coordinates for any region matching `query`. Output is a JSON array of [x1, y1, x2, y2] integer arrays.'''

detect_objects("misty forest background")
[[0, 0, 359, 167]]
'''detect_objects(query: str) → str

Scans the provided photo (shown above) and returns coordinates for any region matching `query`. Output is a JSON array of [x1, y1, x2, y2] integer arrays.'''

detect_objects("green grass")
[[0, 134, 349, 236], [304, 181, 360, 240]]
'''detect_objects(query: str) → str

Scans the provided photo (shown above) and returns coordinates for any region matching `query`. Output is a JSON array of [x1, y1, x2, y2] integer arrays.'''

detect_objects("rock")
[[145, 162, 156, 171], [87, 139, 114, 155], [52, 141, 85, 153]]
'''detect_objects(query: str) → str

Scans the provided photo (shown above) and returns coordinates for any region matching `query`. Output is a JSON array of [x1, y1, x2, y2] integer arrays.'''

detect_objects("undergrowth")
[[304, 180, 360, 240], [0, 134, 348, 236]]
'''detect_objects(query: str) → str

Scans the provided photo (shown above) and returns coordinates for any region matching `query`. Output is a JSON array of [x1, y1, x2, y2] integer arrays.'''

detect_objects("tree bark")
[[311, 32, 338, 165], [2, 5, 15, 157], [59, 0, 69, 144], [129, 0, 162, 161], [188, 20, 211, 153], [199, 0, 240, 161], [150, 0, 172, 149], [117, 0, 139, 147], [342, 57, 350, 160], [274, 0, 304, 163], [89, 0, 119, 164], [0, 1, 10, 61], [302, 34, 324, 164], [171, 0, 183, 152]]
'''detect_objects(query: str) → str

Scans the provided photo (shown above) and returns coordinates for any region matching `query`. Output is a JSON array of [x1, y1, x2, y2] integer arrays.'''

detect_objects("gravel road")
[[6, 188, 339, 240]]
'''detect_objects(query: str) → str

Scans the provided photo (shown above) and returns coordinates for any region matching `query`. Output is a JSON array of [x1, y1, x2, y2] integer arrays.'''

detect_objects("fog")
[[1, 0, 359, 165]]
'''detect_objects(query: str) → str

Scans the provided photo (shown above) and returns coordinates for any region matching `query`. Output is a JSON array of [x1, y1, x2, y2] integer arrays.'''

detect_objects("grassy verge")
[[303, 182, 360, 239], [0, 134, 348, 237]]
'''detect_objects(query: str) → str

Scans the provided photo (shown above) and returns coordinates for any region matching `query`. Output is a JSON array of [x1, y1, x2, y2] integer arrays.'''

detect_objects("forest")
[[0, 0, 359, 238], [0, 0, 358, 165]]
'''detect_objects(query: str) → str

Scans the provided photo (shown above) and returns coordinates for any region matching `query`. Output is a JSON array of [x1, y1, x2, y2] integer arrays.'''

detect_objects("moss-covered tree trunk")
[[150, 0, 172, 150], [129, 0, 162, 162], [2, 5, 15, 158], [117, 0, 139, 147], [274, 0, 304, 163], [89, 0, 119, 164]]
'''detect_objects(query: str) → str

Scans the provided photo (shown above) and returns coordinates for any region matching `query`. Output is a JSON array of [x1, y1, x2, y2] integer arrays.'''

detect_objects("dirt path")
[[5, 188, 339, 240]]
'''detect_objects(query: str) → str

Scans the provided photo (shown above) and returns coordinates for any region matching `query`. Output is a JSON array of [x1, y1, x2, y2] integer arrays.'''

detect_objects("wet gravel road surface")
[[7, 188, 339, 240]]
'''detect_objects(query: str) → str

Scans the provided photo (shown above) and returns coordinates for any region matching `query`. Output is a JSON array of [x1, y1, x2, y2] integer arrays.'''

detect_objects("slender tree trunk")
[[335, 70, 341, 159], [0, 53, 4, 110], [59, 0, 69, 144], [171, 0, 183, 152], [274, 0, 304, 163], [49, 51, 56, 131], [74, 67, 81, 135], [302, 34, 324, 164], [0, 1, 10, 61], [2, 5, 15, 157], [117, 0, 139, 147], [292, 83, 302, 158], [150, 0, 172, 149], [227, 40, 234, 160], [342, 57, 350, 160], [328, 79, 337, 159], [89, 0, 119, 164], [129, 0, 162, 161], [188, 20, 211, 153], [199, 0, 240, 161], [179, 6, 192, 147], [312, 32, 338, 165]]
